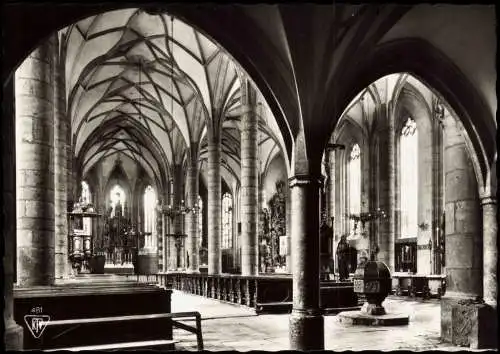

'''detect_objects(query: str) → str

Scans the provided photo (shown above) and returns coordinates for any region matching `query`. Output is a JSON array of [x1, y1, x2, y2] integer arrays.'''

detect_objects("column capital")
[[288, 174, 324, 189], [480, 196, 497, 206]]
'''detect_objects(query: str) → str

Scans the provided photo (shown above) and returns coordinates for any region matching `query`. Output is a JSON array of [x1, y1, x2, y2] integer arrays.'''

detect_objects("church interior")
[[2, 3, 497, 351]]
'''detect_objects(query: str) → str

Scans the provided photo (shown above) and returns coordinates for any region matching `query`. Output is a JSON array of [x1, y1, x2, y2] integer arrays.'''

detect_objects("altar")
[[101, 200, 145, 274]]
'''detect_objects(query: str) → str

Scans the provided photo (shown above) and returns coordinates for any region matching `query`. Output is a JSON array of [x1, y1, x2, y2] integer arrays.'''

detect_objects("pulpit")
[[68, 200, 101, 274]]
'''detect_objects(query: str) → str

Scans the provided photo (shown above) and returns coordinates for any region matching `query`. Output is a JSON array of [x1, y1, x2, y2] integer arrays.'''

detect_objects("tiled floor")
[[170, 291, 489, 352]]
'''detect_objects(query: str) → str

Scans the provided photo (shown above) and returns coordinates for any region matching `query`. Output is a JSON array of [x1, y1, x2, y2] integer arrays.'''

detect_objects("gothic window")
[[144, 186, 157, 235], [81, 181, 92, 234], [110, 185, 125, 218], [81, 181, 91, 204], [400, 117, 418, 238], [222, 193, 233, 249], [197, 195, 203, 247], [348, 143, 361, 233]]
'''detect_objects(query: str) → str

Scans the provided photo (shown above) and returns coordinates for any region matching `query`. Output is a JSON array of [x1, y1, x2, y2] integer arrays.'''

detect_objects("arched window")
[[81, 181, 91, 204], [110, 185, 126, 218], [81, 181, 92, 234], [348, 143, 361, 233], [400, 117, 418, 238], [144, 186, 157, 235], [222, 193, 233, 249], [197, 195, 203, 247]]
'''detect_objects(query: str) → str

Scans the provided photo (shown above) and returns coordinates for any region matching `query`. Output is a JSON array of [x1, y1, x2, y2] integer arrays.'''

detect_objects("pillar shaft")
[[207, 136, 222, 274], [3, 78, 24, 350], [431, 107, 444, 275], [15, 36, 56, 286], [54, 34, 70, 281], [240, 79, 259, 276], [171, 165, 184, 269], [387, 102, 396, 272], [443, 115, 481, 298], [481, 197, 497, 306], [289, 175, 324, 351], [186, 144, 200, 272]]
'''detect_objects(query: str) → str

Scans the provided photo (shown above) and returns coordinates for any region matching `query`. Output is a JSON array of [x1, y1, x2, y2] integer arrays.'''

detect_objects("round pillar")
[[15, 36, 56, 286], [186, 144, 200, 273], [54, 34, 70, 281], [288, 175, 324, 351], [387, 102, 396, 272], [440, 113, 483, 347], [240, 78, 259, 276], [481, 197, 497, 307], [207, 136, 222, 274], [443, 119, 481, 299], [3, 78, 24, 349]]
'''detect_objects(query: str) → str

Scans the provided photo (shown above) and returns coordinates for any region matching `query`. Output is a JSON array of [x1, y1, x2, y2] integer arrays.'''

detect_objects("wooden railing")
[[123, 273, 361, 314], [125, 273, 262, 308]]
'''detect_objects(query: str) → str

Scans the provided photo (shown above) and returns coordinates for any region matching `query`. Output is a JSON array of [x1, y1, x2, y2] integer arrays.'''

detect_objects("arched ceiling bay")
[[63, 8, 288, 188]]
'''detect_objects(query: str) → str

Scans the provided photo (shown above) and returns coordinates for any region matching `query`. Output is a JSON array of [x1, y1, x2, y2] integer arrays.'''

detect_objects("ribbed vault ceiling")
[[63, 8, 287, 188]]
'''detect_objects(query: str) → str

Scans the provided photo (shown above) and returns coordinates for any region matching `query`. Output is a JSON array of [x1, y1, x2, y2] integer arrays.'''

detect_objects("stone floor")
[[170, 291, 492, 352]]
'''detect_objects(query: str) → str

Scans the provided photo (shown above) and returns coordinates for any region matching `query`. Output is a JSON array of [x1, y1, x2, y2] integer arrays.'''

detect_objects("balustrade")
[[126, 272, 361, 314]]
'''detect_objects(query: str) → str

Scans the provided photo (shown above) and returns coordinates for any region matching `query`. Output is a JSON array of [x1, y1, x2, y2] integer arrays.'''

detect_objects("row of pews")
[[13, 274, 202, 351]]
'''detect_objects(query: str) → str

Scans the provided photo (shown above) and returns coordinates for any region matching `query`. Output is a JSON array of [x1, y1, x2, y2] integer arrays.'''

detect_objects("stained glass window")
[[348, 144, 361, 234], [400, 117, 418, 238], [222, 193, 233, 249], [198, 195, 203, 247], [144, 186, 157, 235]]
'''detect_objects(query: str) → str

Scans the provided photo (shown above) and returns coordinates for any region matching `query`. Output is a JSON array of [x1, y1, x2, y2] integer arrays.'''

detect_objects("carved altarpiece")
[[259, 181, 287, 273]]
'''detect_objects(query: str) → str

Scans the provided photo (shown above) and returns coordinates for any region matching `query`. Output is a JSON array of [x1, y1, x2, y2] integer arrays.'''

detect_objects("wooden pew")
[[43, 311, 204, 351]]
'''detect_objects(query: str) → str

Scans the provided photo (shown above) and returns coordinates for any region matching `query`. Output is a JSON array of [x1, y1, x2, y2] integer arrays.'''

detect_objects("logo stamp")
[[24, 306, 50, 339]]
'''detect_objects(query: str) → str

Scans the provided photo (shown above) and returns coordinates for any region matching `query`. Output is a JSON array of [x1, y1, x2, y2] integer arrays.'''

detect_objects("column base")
[[4, 318, 24, 350], [441, 296, 497, 349], [289, 310, 324, 350], [136, 254, 159, 275]]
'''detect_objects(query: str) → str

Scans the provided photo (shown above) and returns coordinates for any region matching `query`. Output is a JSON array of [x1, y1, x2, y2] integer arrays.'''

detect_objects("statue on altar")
[[336, 234, 350, 281], [320, 221, 335, 280]]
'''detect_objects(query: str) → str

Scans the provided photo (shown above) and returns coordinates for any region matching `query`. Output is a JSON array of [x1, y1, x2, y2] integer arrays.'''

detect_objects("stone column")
[[240, 77, 259, 276], [160, 207, 166, 272], [173, 165, 185, 269], [3, 77, 24, 350], [186, 144, 200, 273], [481, 196, 497, 307], [16, 36, 56, 286], [327, 150, 335, 225], [441, 113, 483, 347], [387, 102, 396, 272], [54, 34, 70, 281], [289, 175, 324, 351], [207, 135, 222, 274], [432, 102, 445, 275]]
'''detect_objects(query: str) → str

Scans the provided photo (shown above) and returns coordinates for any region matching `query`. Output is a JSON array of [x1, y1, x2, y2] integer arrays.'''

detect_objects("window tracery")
[[400, 117, 418, 238], [144, 185, 156, 235], [348, 143, 361, 234], [222, 193, 233, 249]]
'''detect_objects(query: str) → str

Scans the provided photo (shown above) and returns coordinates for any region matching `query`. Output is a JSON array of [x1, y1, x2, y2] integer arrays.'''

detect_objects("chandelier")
[[347, 207, 387, 235], [156, 199, 197, 218]]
